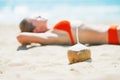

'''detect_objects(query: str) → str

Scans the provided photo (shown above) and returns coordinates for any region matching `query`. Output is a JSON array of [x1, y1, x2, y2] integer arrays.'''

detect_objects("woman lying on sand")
[[16, 16, 120, 46]]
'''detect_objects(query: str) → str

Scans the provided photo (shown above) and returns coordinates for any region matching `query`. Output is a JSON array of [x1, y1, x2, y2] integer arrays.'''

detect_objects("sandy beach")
[[0, 23, 120, 80]]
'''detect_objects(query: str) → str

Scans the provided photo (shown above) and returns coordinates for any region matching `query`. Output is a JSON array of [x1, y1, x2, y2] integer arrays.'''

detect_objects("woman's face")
[[28, 16, 48, 28], [27, 16, 48, 32]]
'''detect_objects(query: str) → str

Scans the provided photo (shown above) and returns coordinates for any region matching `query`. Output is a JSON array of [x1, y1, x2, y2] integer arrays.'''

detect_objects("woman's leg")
[[117, 26, 120, 44]]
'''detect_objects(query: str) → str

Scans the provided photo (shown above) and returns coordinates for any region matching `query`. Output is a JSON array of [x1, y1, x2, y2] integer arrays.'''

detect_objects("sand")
[[0, 23, 120, 80]]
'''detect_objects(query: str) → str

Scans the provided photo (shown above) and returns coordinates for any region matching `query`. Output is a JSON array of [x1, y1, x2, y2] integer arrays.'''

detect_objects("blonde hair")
[[19, 18, 35, 32]]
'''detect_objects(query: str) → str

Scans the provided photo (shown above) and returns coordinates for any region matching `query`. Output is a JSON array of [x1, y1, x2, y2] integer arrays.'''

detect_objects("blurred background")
[[0, 0, 120, 24]]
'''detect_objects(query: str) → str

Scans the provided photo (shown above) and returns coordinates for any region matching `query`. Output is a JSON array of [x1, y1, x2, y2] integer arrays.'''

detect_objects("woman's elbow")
[[16, 34, 29, 45]]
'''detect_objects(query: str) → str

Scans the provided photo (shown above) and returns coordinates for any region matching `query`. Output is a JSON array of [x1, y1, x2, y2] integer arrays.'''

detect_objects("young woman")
[[16, 16, 120, 45]]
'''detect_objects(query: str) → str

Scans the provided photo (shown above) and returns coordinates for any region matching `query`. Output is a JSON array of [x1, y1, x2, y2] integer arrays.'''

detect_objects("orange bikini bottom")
[[53, 20, 75, 45], [108, 25, 119, 44]]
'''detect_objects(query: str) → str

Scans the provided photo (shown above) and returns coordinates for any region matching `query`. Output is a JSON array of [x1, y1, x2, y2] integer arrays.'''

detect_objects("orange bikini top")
[[53, 20, 75, 45]]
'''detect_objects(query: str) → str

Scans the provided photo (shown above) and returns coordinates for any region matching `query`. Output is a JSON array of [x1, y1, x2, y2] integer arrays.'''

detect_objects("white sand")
[[0, 24, 120, 80]]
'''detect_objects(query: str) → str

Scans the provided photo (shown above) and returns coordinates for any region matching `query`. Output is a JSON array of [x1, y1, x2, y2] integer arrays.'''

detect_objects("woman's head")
[[19, 18, 35, 32], [19, 16, 48, 32]]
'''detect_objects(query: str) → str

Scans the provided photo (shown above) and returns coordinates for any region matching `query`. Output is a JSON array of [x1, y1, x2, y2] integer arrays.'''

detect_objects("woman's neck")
[[33, 25, 49, 33]]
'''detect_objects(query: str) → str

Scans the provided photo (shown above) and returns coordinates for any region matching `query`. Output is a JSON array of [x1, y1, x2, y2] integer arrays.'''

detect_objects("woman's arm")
[[16, 31, 71, 45], [16, 32, 58, 45]]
